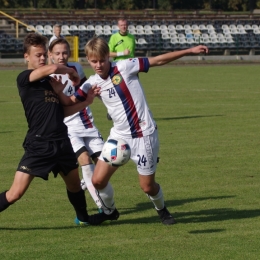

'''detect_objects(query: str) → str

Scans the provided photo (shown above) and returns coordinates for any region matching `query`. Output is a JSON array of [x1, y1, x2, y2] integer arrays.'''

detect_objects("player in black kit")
[[0, 33, 98, 225]]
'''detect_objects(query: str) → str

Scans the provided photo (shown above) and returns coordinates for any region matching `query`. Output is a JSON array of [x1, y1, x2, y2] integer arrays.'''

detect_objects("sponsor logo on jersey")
[[112, 75, 122, 85]]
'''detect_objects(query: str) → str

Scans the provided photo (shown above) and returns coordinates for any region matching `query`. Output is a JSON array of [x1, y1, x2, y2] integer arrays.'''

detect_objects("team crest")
[[112, 75, 122, 85]]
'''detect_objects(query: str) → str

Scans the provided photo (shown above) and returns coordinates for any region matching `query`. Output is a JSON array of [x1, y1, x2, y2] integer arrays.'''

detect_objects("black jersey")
[[17, 69, 68, 140]]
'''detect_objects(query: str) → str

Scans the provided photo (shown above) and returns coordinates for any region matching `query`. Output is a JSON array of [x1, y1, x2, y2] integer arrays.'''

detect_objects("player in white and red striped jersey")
[[50, 37, 208, 226], [49, 39, 104, 215]]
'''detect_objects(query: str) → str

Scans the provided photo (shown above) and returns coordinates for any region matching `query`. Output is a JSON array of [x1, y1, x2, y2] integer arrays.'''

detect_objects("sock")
[[67, 189, 89, 222], [0, 191, 12, 212], [147, 186, 165, 210], [96, 182, 115, 215], [82, 164, 102, 209]]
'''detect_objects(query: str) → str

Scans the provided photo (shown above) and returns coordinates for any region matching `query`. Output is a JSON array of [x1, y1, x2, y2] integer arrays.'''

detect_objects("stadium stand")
[[1, 9, 260, 58]]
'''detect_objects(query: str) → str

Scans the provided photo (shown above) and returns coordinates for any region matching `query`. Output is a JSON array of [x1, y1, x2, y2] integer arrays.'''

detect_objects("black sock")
[[0, 191, 12, 212], [67, 189, 89, 222]]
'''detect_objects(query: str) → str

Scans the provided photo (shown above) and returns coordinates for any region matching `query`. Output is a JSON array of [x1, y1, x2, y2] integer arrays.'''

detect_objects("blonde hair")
[[84, 37, 109, 59]]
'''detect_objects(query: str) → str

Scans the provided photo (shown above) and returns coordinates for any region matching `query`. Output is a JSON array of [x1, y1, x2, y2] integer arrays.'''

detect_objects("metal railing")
[[0, 10, 37, 38]]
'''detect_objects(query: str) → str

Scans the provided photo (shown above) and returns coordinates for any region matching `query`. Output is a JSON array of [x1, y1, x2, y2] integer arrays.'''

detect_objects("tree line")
[[0, 0, 259, 11]]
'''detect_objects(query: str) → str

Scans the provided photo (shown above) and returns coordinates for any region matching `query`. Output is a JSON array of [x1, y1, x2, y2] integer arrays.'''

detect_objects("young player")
[[48, 38, 104, 213], [51, 37, 208, 226], [0, 33, 98, 226]]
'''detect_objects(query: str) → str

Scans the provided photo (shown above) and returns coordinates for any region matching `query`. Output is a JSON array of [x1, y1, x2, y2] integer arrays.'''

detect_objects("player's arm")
[[63, 85, 100, 116], [29, 64, 80, 86], [109, 49, 130, 58], [63, 99, 89, 117], [148, 45, 208, 67]]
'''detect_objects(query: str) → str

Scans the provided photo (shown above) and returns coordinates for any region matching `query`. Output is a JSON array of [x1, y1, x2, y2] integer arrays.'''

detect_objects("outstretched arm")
[[148, 45, 208, 67], [29, 64, 80, 86]]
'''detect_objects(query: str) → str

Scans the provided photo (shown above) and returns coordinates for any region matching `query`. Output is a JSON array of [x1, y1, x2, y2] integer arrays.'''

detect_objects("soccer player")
[[0, 33, 98, 226], [108, 18, 135, 61], [48, 38, 104, 213], [51, 37, 208, 226]]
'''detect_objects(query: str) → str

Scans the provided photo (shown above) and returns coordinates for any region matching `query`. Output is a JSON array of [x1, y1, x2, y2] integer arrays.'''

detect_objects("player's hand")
[[85, 85, 101, 104], [49, 75, 68, 94], [68, 70, 80, 86], [190, 45, 208, 54], [124, 49, 130, 55]]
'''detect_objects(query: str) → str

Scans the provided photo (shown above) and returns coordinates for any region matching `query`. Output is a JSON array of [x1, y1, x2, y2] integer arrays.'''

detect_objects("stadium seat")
[[162, 33, 170, 40], [95, 25, 103, 31], [168, 24, 175, 30], [27, 25, 36, 32], [169, 29, 177, 35], [244, 24, 252, 30], [199, 24, 207, 30], [160, 25, 168, 31], [70, 25, 78, 31], [86, 25, 95, 31], [161, 29, 169, 34], [186, 38, 195, 45], [103, 25, 112, 30], [192, 24, 199, 30], [128, 25, 136, 30], [184, 24, 191, 30], [136, 29, 145, 36], [185, 29, 192, 35], [176, 25, 184, 31], [151, 25, 160, 31], [144, 29, 153, 35], [44, 25, 53, 31], [128, 29, 137, 35], [207, 24, 215, 30], [78, 25, 87, 31], [136, 25, 144, 31], [144, 25, 152, 30], [95, 30, 103, 36], [178, 33, 185, 39], [44, 29, 53, 36], [230, 28, 238, 34]]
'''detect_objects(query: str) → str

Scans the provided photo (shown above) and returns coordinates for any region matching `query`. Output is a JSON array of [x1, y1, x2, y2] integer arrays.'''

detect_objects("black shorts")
[[17, 137, 78, 180]]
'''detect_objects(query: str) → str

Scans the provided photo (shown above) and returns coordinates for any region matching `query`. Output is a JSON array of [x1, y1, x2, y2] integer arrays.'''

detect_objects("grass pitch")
[[0, 64, 260, 259]]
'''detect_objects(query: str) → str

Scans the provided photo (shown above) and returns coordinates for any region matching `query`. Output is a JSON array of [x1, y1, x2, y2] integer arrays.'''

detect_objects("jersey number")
[[137, 154, 147, 166], [67, 86, 74, 95], [107, 88, 116, 98]]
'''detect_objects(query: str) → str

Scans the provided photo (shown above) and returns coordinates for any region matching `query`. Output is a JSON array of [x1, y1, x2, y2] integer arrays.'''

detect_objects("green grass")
[[1, 65, 260, 259]]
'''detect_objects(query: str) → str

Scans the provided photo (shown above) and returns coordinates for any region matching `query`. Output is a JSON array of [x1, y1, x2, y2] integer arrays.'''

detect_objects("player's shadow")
[[0, 131, 13, 134], [154, 114, 224, 121], [113, 195, 260, 225]]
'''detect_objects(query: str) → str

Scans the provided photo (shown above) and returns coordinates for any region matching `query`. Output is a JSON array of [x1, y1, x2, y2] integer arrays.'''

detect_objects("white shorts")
[[99, 130, 159, 175], [69, 135, 104, 156]]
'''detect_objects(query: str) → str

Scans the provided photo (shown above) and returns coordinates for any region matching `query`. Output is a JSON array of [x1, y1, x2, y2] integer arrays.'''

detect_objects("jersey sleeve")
[[108, 34, 116, 52], [123, 58, 150, 75], [74, 80, 92, 101], [17, 70, 34, 88]]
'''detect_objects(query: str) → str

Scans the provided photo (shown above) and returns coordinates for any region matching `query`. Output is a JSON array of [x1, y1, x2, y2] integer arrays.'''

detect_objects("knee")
[[140, 183, 159, 196], [92, 176, 107, 190], [6, 190, 23, 203]]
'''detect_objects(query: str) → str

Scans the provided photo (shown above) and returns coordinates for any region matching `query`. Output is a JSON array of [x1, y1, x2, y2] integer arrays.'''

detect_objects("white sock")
[[82, 164, 102, 209], [147, 186, 165, 210], [96, 182, 115, 215]]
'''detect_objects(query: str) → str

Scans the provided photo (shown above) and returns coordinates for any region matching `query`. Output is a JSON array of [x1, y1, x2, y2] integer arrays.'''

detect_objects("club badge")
[[112, 75, 122, 85]]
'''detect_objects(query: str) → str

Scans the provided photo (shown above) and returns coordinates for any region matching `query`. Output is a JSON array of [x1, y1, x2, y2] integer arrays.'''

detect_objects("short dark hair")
[[23, 33, 48, 54], [49, 38, 71, 52]]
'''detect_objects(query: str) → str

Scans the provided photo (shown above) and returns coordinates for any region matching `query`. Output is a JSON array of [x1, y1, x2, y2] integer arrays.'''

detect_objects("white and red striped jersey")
[[51, 62, 100, 137], [75, 58, 157, 139]]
